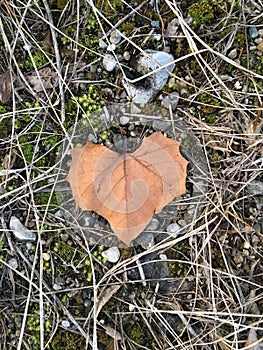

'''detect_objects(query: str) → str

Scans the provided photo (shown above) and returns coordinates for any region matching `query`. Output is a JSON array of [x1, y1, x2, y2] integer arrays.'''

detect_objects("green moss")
[[25, 49, 49, 68], [188, 0, 214, 28], [197, 92, 224, 120], [70, 85, 103, 117], [0, 105, 7, 114], [51, 331, 86, 350], [125, 322, 144, 345]]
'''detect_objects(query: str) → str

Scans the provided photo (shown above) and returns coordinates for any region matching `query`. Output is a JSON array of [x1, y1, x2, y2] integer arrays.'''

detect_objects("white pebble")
[[61, 320, 70, 328], [53, 283, 62, 291], [102, 246, 120, 263], [167, 223, 181, 237], [107, 43, 116, 52], [10, 216, 36, 242], [120, 116, 130, 125], [110, 30, 122, 45], [8, 258, 18, 269], [42, 253, 50, 261], [123, 51, 131, 61], [103, 54, 117, 72], [99, 38, 107, 49], [228, 48, 238, 59], [243, 241, 250, 250]]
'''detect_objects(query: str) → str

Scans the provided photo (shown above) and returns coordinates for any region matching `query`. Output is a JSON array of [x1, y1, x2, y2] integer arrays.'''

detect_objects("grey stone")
[[167, 222, 181, 237], [228, 48, 238, 59], [99, 38, 107, 49], [103, 54, 117, 72], [165, 18, 179, 37], [123, 50, 175, 104], [120, 116, 130, 125], [247, 180, 263, 195], [146, 218, 160, 231], [161, 92, 180, 110], [250, 27, 259, 39], [110, 30, 122, 45], [132, 230, 155, 249], [10, 216, 36, 242], [8, 258, 18, 269]]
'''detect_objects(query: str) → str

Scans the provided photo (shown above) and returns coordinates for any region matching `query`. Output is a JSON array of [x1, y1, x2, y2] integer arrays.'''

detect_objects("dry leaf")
[[0, 70, 16, 104], [26, 67, 57, 92], [99, 324, 122, 341], [67, 131, 188, 245]]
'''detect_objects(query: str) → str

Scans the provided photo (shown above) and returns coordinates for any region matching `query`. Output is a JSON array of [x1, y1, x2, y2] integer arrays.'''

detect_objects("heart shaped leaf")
[[67, 131, 188, 245]]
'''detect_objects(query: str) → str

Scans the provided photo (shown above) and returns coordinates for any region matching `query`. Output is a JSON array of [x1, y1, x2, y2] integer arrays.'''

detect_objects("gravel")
[[103, 54, 117, 71], [102, 246, 120, 263], [9, 216, 36, 242]]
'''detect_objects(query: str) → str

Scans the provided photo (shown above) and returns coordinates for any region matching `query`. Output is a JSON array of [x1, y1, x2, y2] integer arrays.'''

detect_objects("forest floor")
[[0, 1, 262, 349]]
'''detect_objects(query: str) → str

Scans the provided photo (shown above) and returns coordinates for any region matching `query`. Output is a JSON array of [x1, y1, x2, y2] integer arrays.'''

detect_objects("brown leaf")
[[26, 67, 57, 92], [0, 70, 16, 104], [67, 131, 188, 245]]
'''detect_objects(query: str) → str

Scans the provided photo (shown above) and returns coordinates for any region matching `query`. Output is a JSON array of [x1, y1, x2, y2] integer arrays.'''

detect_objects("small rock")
[[99, 38, 107, 49], [167, 223, 181, 237], [152, 119, 172, 132], [165, 18, 179, 37], [103, 54, 117, 72], [122, 50, 175, 104], [110, 30, 122, 45], [233, 252, 243, 265], [120, 116, 130, 125], [61, 320, 70, 328], [247, 180, 263, 195], [250, 26, 259, 39], [146, 218, 160, 231], [53, 283, 62, 291], [14, 317, 22, 328], [102, 246, 120, 263], [54, 210, 64, 218], [257, 42, 263, 52], [26, 242, 33, 250], [137, 232, 155, 249], [42, 253, 50, 261], [228, 48, 238, 59], [10, 216, 36, 242], [243, 241, 250, 250], [151, 20, 160, 28], [234, 81, 242, 89], [161, 92, 179, 110], [107, 43, 116, 52], [153, 33, 161, 41], [55, 276, 65, 286], [177, 219, 187, 227], [8, 258, 18, 269], [82, 214, 95, 227], [159, 253, 167, 260], [123, 51, 131, 61], [129, 304, 136, 311]]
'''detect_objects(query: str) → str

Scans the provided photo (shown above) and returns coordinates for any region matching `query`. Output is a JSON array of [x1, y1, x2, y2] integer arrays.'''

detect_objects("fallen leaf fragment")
[[26, 67, 57, 92], [0, 70, 16, 104], [67, 131, 188, 245]]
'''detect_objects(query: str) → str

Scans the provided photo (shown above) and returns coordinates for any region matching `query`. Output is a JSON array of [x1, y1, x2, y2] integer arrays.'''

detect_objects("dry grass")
[[0, 0, 262, 349]]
